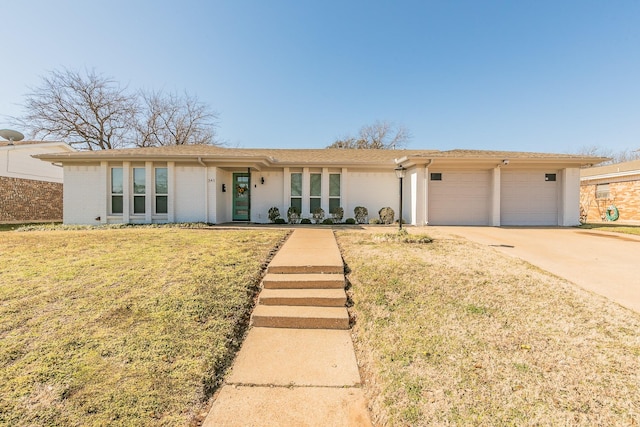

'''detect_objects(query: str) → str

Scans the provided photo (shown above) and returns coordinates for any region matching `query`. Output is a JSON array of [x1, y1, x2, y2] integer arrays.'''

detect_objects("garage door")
[[501, 171, 558, 226], [428, 171, 490, 225]]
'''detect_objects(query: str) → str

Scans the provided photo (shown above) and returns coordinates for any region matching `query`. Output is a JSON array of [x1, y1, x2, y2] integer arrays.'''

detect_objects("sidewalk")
[[202, 229, 372, 426]]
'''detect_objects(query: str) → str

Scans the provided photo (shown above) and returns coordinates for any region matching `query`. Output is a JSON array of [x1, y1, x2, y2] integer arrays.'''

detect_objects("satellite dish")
[[0, 129, 25, 145]]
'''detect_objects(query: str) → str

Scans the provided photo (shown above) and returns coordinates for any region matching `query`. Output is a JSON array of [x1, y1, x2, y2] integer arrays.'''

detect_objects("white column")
[[302, 167, 310, 216], [122, 161, 131, 224], [560, 168, 581, 226], [490, 167, 501, 226], [341, 167, 348, 217], [208, 166, 217, 224], [321, 167, 330, 214], [167, 161, 175, 223], [145, 161, 153, 223], [423, 165, 429, 226], [100, 161, 108, 224], [283, 167, 291, 213]]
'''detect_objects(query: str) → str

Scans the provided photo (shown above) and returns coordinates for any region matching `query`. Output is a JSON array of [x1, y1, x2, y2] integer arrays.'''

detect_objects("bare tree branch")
[[134, 90, 219, 147], [327, 120, 411, 149], [18, 69, 136, 150]]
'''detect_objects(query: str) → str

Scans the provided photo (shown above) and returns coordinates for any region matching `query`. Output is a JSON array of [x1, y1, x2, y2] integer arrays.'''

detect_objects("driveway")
[[441, 227, 640, 313]]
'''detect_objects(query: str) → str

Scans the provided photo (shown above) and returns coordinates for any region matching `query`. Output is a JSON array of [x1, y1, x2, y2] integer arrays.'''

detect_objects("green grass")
[[337, 230, 640, 426], [0, 228, 287, 426], [579, 223, 640, 235]]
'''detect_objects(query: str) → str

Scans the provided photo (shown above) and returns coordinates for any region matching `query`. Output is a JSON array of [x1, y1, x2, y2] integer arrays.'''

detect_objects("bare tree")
[[18, 69, 137, 150], [134, 90, 218, 147], [327, 120, 411, 149], [576, 145, 640, 165]]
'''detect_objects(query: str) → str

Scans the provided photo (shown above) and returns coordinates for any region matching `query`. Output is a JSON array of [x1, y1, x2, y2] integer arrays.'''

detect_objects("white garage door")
[[501, 170, 558, 226], [428, 171, 490, 225]]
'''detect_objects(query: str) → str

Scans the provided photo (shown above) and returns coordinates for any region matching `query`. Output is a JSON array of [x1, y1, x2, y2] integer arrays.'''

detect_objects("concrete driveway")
[[442, 227, 640, 313]]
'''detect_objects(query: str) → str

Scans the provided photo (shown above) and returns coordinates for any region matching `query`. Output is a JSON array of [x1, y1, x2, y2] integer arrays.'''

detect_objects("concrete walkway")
[[203, 229, 372, 427]]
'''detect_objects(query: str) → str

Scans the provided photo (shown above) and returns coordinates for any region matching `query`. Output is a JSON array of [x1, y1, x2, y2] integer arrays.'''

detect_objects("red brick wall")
[[580, 180, 640, 223], [0, 176, 63, 223]]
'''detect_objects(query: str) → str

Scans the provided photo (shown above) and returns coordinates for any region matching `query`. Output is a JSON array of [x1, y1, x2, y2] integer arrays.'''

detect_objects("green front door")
[[232, 173, 250, 221]]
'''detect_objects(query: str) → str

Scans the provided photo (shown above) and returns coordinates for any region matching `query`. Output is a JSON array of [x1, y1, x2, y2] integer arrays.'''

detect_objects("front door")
[[232, 173, 250, 221]]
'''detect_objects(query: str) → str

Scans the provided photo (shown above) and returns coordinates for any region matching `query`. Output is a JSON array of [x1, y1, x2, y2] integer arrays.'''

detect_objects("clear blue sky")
[[1, 0, 639, 153]]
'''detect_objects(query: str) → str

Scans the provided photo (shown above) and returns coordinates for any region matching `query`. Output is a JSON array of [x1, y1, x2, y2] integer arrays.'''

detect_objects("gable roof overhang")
[[34, 145, 607, 171]]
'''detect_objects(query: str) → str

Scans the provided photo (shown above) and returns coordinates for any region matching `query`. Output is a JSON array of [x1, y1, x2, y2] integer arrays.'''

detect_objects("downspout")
[[197, 157, 209, 223]]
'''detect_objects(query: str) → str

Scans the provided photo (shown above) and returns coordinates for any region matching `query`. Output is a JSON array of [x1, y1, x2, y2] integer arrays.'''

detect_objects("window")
[[155, 167, 168, 214], [545, 173, 556, 182], [596, 184, 610, 199], [430, 173, 442, 181], [133, 167, 146, 214], [310, 173, 321, 212], [290, 173, 302, 212], [111, 168, 123, 214], [329, 173, 341, 213]]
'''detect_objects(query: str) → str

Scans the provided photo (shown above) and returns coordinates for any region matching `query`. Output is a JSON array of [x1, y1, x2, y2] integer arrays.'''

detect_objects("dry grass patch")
[[337, 230, 640, 426], [0, 227, 287, 426], [580, 223, 640, 236]]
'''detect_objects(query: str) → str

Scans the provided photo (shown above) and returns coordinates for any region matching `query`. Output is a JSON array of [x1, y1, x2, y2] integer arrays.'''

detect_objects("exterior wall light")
[[261, 177, 265, 184], [222, 184, 226, 192]]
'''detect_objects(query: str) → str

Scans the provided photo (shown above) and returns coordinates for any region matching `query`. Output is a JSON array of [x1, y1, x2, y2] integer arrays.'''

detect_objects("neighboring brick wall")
[[580, 180, 640, 222], [0, 176, 63, 222]]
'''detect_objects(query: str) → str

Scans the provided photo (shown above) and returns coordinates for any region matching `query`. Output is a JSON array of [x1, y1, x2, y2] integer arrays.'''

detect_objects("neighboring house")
[[580, 159, 640, 223], [0, 141, 75, 223], [35, 145, 603, 226]]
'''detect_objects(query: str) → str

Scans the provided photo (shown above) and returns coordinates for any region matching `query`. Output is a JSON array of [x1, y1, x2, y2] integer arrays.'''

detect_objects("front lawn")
[[0, 227, 287, 426], [579, 223, 640, 235], [337, 229, 640, 426]]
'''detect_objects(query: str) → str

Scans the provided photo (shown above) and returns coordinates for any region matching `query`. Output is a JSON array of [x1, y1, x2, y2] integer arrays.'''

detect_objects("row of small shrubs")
[[267, 206, 400, 225]]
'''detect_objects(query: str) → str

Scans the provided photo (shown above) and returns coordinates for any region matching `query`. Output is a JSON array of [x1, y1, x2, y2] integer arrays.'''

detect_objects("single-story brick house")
[[35, 145, 603, 226], [580, 159, 640, 223], [0, 140, 74, 223]]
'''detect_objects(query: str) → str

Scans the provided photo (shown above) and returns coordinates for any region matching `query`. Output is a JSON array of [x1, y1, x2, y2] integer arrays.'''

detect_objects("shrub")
[[330, 206, 344, 223], [369, 218, 381, 225], [300, 218, 312, 224], [322, 218, 334, 225], [287, 206, 301, 224], [354, 206, 368, 224], [312, 207, 325, 224], [274, 218, 286, 224], [268, 207, 281, 223], [345, 218, 356, 224], [378, 207, 395, 224]]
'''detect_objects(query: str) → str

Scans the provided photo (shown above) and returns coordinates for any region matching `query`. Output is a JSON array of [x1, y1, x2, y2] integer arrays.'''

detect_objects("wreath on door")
[[237, 185, 247, 195]]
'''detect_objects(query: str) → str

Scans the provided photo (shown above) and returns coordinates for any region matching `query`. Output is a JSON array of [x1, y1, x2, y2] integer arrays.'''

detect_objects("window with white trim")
[[155, 167, 168, 214], [111, 167, 123, 214], [133, 167, 146, 214], [596, 183, 610, 199], [290, 173, 302, 212], [329, 173, 341, 212], [310, 173, 321, 213]]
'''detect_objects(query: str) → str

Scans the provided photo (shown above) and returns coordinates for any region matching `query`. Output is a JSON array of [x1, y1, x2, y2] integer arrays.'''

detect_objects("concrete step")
[[251, 305, 350, 329], [267, 262, 343, 274], [263, 273, 345, 289], [259, 288, 347, 307]]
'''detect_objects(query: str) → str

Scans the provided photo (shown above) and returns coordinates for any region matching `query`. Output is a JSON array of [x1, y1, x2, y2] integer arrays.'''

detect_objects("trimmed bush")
[[354, 206, 368, 224], [330, 206, 344, 223], [345, 218, 356, 224], [268, 207, 281, 223], [322, 218, 334, 225], [379, 207, 395, 224], [312, 207, 325, 224], [274, 218, 286, 224], [287, 206, 301, 224], [369, 218, 381, 225], [300, 218, 312, 224]]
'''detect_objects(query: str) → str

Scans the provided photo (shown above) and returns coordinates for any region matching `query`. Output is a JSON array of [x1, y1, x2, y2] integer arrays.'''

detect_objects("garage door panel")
[[429, 171, 490, 225], [501, 171, 558, 226]]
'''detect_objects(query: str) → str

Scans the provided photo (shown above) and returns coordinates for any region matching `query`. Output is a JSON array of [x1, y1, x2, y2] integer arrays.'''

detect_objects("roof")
[[33, 144, 606, 169], [581, 159, 640, 180], [0, 140, 71, 148]]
